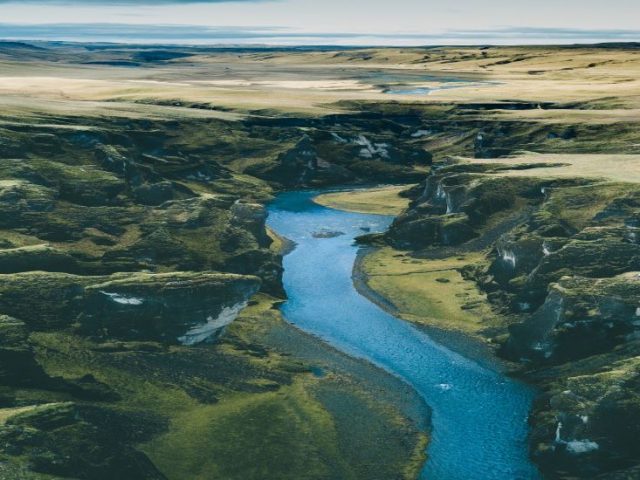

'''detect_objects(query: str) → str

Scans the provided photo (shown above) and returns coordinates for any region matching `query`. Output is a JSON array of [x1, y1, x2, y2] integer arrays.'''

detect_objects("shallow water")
[[372, 73, 496, 96], [267, 190, 540, 480], [384, 84, 469, 95]]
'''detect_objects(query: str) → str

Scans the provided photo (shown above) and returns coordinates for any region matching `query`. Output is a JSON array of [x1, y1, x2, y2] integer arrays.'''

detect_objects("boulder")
[[386, 212, 475, 249], [224, 249, 284, 297]]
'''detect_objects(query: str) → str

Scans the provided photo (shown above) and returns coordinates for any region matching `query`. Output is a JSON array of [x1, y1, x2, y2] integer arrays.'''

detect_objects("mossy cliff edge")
[[358, 153, 640, 478]]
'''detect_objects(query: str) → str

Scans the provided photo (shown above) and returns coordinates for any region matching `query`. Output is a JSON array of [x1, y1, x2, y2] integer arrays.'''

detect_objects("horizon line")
[[0, 23, 639, 47]]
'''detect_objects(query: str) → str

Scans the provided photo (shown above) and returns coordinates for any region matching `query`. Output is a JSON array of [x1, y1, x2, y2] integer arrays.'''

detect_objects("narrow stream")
[[267, 190, 540, 480]]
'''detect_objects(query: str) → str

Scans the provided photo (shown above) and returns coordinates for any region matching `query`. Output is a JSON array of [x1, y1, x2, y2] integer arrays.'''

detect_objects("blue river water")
[[267, 190, 540, 480]]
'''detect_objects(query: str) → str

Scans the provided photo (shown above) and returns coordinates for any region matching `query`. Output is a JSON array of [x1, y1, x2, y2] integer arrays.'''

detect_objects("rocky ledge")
[[0, 271, 260, 344]]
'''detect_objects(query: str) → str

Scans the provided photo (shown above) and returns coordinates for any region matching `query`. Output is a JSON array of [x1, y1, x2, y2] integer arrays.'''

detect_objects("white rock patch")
[[445, 193, 453, 214], [500, 249, 517, 268], [100, 291, 144, 306], [555, 422, 563, 443], [355, 135, 389, 159], [518, 302, 531, 312], [411, 129, 431, 138], [566, 440, 599, 455], [555, 421, 599, 455], [178, 302, 248, 346], [331, 132, 347, 143]]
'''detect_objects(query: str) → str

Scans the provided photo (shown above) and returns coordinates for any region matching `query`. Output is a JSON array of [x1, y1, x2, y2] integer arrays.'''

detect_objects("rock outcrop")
[[0, 245, 79, 274], [83, 272, 261, 344], [0, 271, 260, 344], [506, 273, 640, 363], [247, 129, 429, 187], [384, 167, 545, 250]]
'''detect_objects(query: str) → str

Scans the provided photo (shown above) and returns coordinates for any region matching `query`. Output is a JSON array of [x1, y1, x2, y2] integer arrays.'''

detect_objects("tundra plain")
[[1, 41, 640, 479]]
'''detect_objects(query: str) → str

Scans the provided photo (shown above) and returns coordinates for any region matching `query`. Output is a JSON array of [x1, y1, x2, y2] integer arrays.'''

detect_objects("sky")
[[0, 0, 639, 46]]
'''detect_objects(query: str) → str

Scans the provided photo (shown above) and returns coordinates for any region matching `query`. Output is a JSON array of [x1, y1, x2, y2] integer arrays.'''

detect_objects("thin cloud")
[[0, 0, 269, 3], [0, 23, 639, 45]]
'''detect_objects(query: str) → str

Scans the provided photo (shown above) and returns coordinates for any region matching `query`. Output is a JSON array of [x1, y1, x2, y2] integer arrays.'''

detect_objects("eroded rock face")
[[248, 135, 325, 187], [521, 231, 640, 307], [0, 245, 79, 274], [0, 271, 260, 344], [488, 234, 547, 293], [83, 272, 261, 343], [224, 249, 284, 297], [506, 273, 640, 364], [386, 211, 475, 249], [230, 200, 271, 248], [529, 349, 640, 479], [385, 168, 543, 250], [247, 128, 429, 187]]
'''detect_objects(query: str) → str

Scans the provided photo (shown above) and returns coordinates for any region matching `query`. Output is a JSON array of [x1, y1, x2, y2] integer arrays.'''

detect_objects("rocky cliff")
[[375, 161, 640, 479]]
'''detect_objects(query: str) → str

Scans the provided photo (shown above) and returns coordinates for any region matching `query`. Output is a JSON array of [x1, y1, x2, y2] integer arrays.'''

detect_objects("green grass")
[[142, 381, 341, 480], [535, 182, 637, 231], [20, 295, 427, 480], [361, 248, 495, 336], [314, 186, 413, 216]]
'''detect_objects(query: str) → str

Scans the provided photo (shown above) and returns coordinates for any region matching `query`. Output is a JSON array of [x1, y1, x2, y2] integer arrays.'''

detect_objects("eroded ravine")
[[268, 190, 540, 480]]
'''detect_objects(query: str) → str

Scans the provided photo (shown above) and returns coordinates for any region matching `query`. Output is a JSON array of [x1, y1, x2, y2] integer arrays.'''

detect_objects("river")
[[267, 190, 540, 480]]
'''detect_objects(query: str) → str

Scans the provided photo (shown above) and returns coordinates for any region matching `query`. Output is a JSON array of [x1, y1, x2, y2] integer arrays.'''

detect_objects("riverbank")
[[348, 149, 640, 478], [352, 247, 509, 372], [142, 294, 430, 480], [313, 185, 411, 216], [314, 188, 512, 370], [271, 190, 539, 479]]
